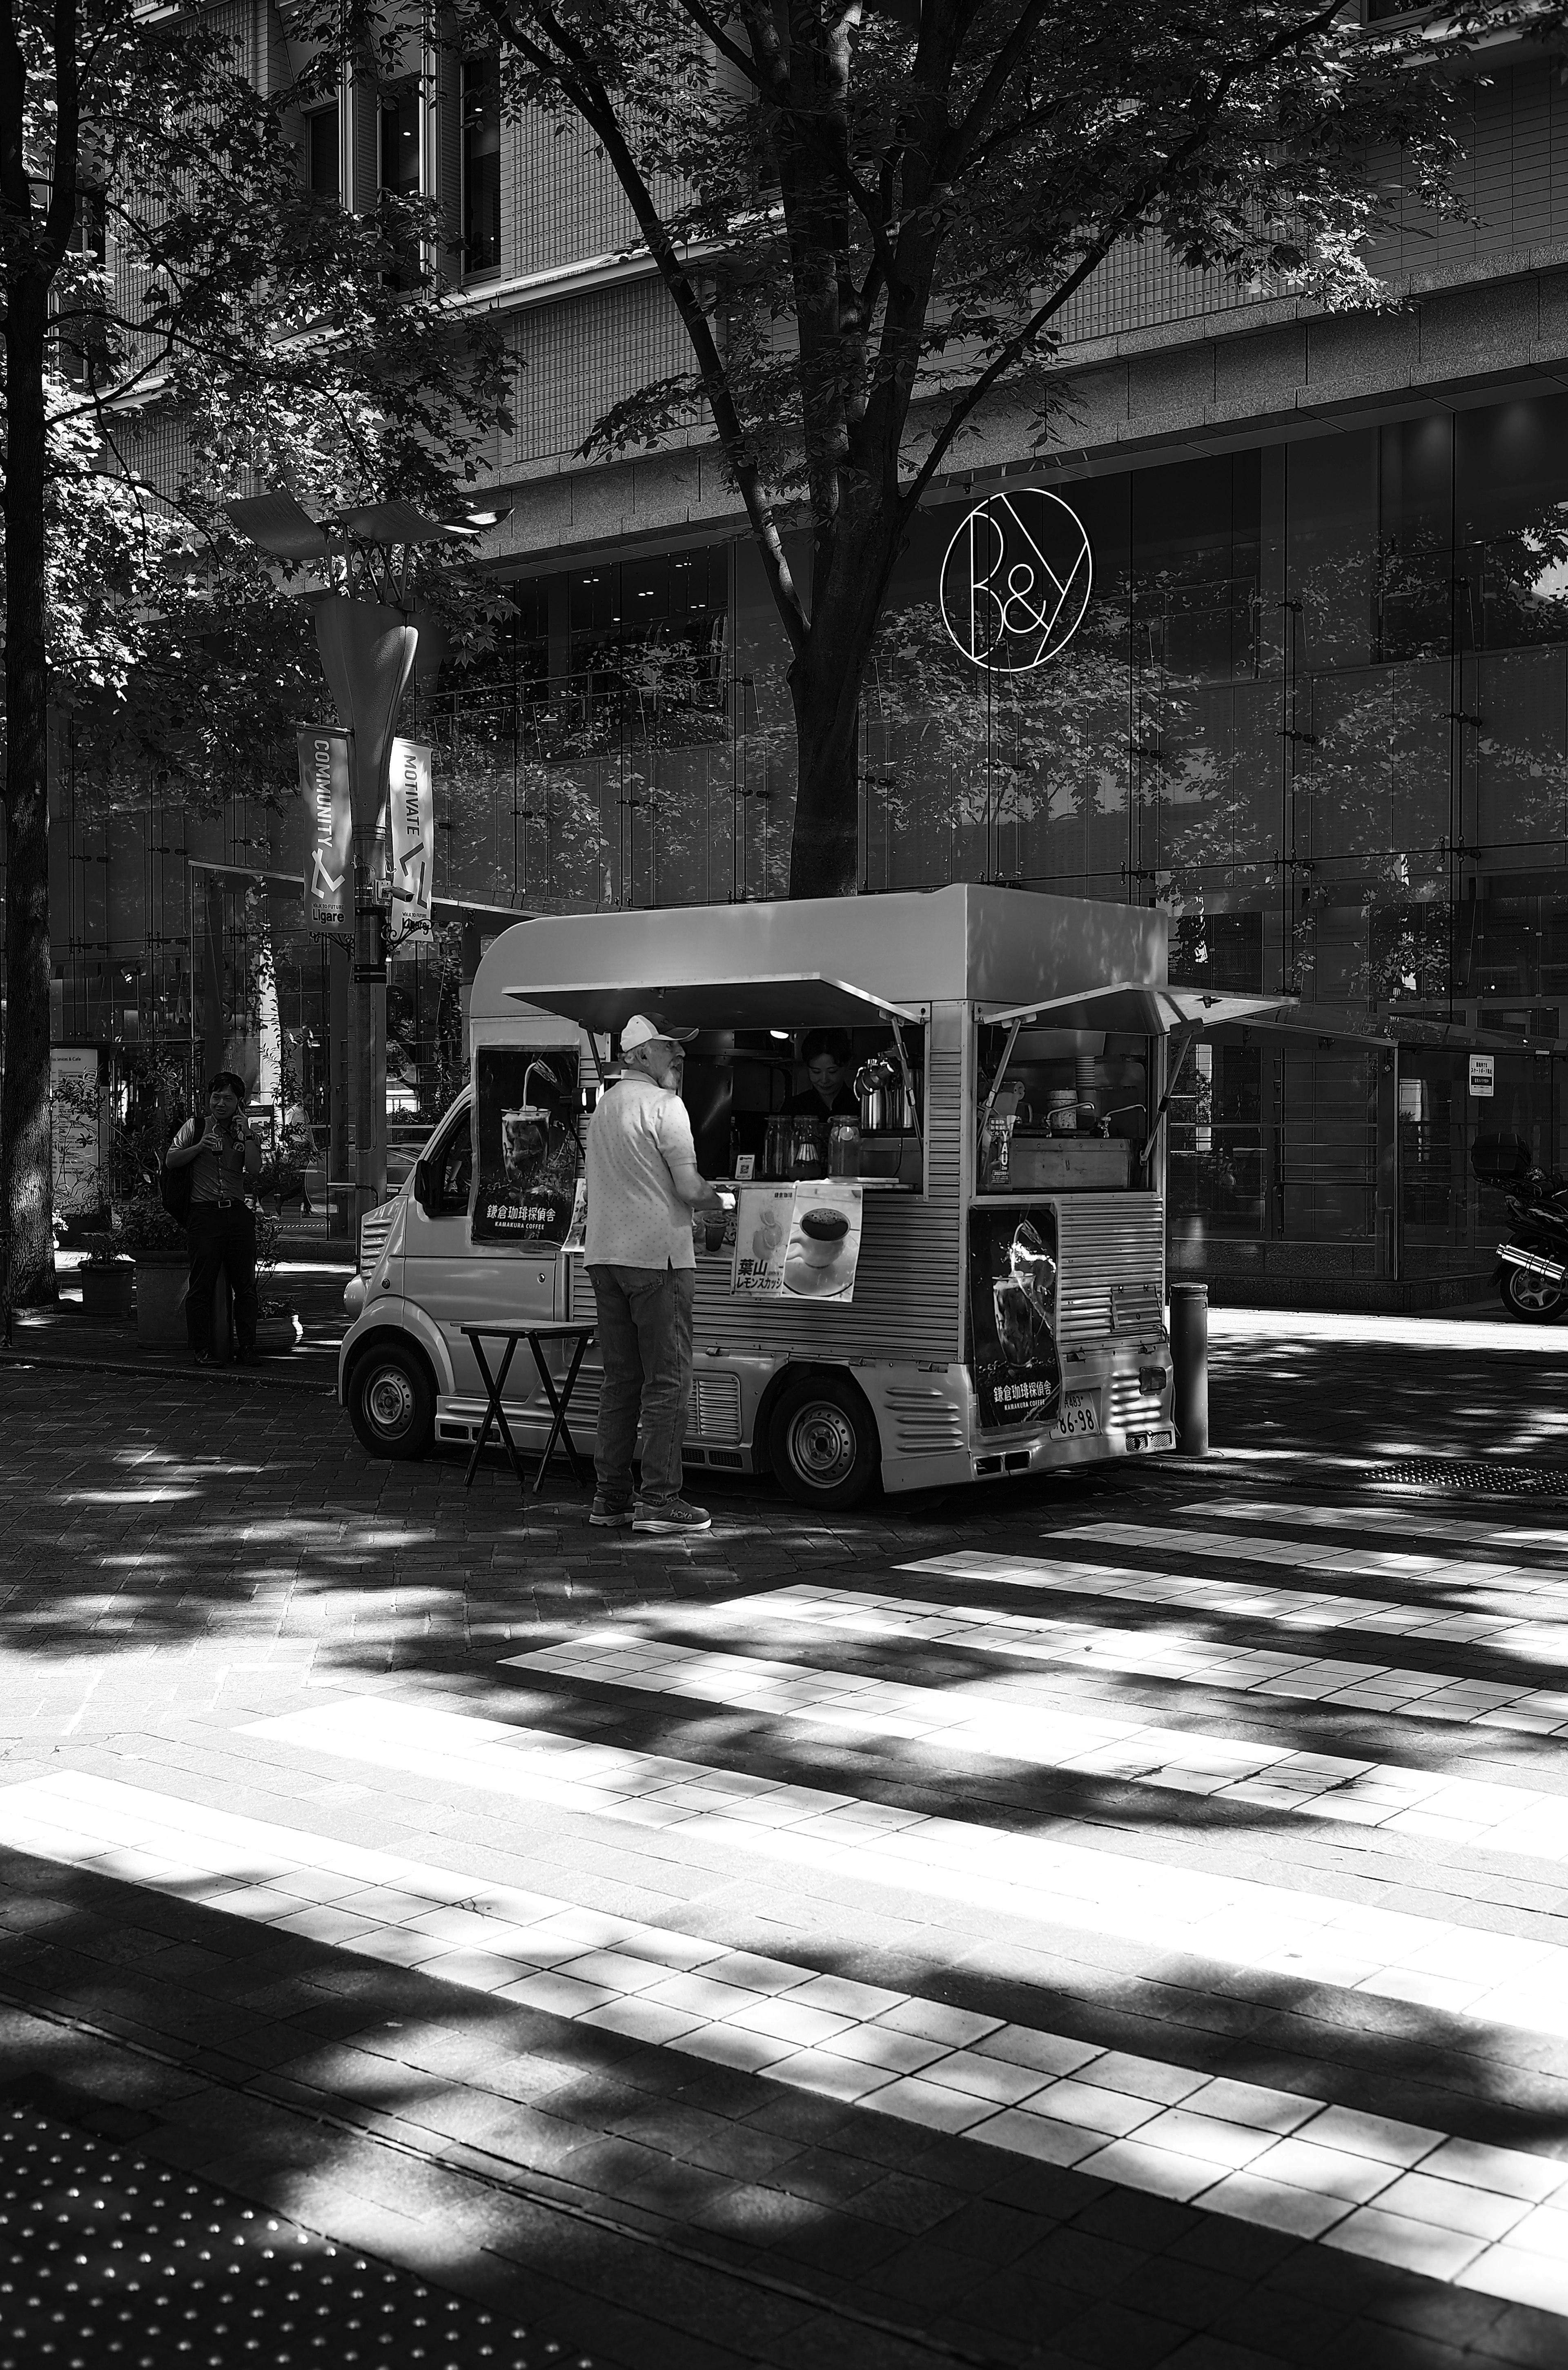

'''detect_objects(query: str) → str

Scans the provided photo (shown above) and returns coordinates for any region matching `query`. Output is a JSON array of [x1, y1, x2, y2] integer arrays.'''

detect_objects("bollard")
[[1169, 1281, 1209, 1457]]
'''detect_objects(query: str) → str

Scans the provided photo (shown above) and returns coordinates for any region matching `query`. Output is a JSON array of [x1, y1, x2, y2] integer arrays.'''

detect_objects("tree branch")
[[945, 0, 1056, 167], [908, 0, 1368, 509], [42, 0, 80, 263], [485, 0, 810, 651], [669, 0, 781, 96]]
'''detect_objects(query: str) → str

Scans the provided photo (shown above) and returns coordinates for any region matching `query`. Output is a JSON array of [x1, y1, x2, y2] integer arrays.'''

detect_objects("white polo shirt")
[[584, 1074, 697, 1271]]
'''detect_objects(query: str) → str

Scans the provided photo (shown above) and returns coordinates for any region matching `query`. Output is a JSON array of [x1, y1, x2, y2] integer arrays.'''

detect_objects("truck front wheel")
[[769, 1374, 879, 1510], [349, 1339, 435, 1460]]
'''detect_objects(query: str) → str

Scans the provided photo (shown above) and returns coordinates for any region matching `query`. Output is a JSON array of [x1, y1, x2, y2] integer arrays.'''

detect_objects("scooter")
[[1474, 1133, 1568, 1320]]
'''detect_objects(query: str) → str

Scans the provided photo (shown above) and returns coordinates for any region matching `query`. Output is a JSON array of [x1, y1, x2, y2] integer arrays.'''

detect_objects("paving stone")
[[11, 1350, 1568, 2367]]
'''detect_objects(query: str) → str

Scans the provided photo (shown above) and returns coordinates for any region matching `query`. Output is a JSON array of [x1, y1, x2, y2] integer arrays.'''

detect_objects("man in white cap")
[[584, 1012, 724, 1532]]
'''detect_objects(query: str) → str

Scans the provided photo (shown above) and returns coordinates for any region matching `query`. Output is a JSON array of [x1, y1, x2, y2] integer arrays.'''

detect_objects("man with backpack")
[[164, 1071, 263, 1364]]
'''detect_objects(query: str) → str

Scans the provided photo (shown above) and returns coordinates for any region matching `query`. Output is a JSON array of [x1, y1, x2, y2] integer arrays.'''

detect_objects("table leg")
[[463, 1335, 522, 1490], [527, 1331, 593, 1492]]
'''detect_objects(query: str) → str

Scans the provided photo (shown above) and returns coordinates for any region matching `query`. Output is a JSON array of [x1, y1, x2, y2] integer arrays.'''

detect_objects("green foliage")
[[115, 1197, 188, 1265], [0, 0, 516, 809]]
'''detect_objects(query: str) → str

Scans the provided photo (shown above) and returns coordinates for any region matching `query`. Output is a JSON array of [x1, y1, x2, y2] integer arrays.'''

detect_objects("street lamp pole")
[[225, 488, 508, 1243], [314, 593, 418, 1233]]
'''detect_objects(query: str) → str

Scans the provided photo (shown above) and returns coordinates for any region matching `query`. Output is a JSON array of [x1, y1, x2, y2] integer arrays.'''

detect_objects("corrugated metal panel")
[[691, 1050, 965, 1361], [1056, 1195, 1165, 1346], [693, 1371, 741, 1441], [884, 1383, 966, 1457], [358, 1205, 396, 1277], [1107, 1371, 1167, 1432]]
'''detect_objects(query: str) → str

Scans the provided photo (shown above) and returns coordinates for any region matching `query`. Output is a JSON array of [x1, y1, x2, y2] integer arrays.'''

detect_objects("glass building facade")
[[419, 391, 1568, 1292], [31, 389, 1568, 1290]]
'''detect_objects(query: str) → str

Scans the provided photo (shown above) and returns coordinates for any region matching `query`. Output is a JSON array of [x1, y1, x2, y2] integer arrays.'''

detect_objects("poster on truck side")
[[731, 1181, 863, 1302], [471, 1046, 582, 1246], [966, 1204, 1062, 1428]]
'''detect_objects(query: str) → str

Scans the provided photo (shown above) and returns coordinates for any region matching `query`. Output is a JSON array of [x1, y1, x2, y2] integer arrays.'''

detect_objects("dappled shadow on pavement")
[[1210, 1327, 1568, 1468], [2, 1846, 1565, 2370]]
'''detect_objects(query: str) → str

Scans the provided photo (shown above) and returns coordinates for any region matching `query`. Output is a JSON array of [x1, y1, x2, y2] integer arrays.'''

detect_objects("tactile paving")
[[1367, 1461, 1568, 1498], [0, 2101, 593, 2370]]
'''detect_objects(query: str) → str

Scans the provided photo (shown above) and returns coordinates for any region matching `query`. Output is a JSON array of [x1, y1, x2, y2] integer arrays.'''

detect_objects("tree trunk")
[[1, 272, 58, 1305], [786, 650, 862, 898]]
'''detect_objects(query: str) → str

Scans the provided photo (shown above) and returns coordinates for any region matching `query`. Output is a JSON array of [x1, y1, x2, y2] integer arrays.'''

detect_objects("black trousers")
[[185, 1204, 258, 1354]]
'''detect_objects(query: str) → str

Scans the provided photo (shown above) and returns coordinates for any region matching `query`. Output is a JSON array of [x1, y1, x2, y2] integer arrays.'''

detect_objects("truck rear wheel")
[[769, 1373, 879, 1510], [349, 1339, 435, 1460]]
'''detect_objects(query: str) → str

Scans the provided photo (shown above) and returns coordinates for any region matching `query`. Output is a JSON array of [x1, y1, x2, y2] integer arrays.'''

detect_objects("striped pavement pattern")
[[7, 1490, 1568, 2323]]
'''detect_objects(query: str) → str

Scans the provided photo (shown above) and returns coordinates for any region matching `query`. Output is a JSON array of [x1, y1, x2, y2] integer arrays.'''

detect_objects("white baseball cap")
[[620, 1012, 695, 1052]]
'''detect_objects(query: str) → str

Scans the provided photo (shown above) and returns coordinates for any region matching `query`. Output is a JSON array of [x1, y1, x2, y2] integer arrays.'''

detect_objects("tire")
[[769, 1372, 880, 1510], [1498, 1262, 1568, 1322], [348, 1337, 435, 1459]]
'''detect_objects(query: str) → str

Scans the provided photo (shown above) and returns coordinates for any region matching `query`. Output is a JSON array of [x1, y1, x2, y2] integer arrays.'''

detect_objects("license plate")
[[1054, 1390, 1100, 1438]]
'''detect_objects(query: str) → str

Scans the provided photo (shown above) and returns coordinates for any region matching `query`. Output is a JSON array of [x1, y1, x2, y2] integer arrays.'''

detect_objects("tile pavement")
[[6, 1334, 1568, 2363]]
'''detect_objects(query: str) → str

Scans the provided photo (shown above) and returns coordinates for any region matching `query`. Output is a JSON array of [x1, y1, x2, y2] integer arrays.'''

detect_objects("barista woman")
[[782, 1029, 858, 1119]]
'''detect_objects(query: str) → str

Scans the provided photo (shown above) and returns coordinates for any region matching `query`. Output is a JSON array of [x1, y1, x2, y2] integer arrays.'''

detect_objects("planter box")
[[134, 1261, 189, 1346], [80, 1266, 134, 1322]]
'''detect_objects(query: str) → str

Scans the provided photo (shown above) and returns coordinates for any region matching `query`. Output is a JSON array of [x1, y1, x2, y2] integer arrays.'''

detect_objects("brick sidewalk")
[[4, 1331, 1568, 2365]]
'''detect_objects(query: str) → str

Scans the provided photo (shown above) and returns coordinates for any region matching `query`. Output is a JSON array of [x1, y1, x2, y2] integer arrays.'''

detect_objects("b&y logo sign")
[[939, 489, 1092, 674]]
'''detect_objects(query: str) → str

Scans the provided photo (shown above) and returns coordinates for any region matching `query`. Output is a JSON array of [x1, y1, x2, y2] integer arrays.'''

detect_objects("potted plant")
[[78, 1232, 134, 1321], [252, 1210, 301, 1355], [120, 1196, 192, 1345]]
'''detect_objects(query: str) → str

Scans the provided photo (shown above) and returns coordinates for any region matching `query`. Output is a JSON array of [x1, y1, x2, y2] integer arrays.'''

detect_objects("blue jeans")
[[587, 1263, 695, 1506]]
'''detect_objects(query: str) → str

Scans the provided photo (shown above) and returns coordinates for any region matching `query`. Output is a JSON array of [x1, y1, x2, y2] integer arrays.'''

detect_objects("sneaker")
[[589, 1498, 633, 1528], [632, 1497, 712, 1535]]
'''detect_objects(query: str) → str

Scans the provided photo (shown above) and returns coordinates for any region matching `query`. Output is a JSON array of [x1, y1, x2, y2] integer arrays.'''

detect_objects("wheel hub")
[[366, 1368, 415, 1436], [788, 1403, 857, 1487]]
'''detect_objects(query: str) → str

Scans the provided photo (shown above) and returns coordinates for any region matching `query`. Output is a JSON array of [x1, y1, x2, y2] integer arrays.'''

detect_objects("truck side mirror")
[[413, 1158, 434, 1216]]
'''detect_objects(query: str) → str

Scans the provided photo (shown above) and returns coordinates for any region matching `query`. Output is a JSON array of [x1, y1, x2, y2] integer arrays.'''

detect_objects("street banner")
[[967, 1205, 1061, 1428], [298, 727, 352, 934], [471, 1045, 582, 1246], [731, 1181, 863, 1302], [387, 737, 434, 948]]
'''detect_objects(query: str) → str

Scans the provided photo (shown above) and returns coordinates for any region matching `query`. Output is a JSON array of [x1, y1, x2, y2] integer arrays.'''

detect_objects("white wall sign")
[[50, 1047, 107, 1220], [1469, 1053, 1495, 1098], [939, 489, 1093, 673]]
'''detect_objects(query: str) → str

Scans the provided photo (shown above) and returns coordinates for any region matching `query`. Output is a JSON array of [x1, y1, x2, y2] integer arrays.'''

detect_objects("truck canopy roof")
[[470, 883, 1168, 1034]]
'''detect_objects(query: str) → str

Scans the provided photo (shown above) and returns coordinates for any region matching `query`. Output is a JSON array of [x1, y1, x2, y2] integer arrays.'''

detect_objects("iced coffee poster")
[[731, 1182, 863, 1303], [471, 1047, 581, 1245], [967, 1205, 1061, 1428]]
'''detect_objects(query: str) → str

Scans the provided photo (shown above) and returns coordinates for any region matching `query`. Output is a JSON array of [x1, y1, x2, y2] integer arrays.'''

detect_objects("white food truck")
[[339, 884, 1273, 1509]]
